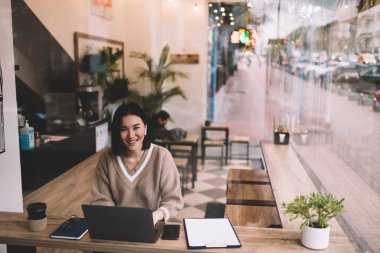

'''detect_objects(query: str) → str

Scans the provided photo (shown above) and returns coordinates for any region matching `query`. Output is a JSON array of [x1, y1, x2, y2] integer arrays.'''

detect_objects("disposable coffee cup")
[[279, 133, 286, 143], [27, 202, 47, 232]]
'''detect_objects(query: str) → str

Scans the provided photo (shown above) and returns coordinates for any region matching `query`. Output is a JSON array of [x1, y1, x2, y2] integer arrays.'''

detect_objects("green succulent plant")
[[282, 192, 344, 228]]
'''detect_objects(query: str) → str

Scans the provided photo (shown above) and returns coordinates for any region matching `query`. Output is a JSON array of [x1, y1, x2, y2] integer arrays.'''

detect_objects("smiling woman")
[[91, 102, 184, 225]]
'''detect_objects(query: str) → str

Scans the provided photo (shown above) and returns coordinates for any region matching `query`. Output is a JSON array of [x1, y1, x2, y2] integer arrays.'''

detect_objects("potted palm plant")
[[129, 45, 189, 115], [282, 192, 345, 250]]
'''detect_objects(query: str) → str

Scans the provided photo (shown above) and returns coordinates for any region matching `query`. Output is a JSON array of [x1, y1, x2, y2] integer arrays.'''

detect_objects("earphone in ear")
[[144, 127, 147, 135]]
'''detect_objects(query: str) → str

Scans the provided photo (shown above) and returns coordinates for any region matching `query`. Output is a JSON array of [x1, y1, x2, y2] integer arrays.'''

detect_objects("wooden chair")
[[201, 126, 229, 167]]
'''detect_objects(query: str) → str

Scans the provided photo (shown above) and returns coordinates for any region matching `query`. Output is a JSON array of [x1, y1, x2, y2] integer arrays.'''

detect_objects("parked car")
[[332, 65, 360, 83], [360, 64, 380, 88], [358, 53, 376, 64], [374, 90, 380, 112], [303, 61, 320, 81]]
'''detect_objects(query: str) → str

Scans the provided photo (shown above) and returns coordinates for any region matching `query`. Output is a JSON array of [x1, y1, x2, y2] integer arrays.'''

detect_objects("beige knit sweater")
[[91, 144, 184, 220]]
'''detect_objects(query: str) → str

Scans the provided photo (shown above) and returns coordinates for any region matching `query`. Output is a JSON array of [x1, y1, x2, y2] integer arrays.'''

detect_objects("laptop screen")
[[82, 204, 164, 243]]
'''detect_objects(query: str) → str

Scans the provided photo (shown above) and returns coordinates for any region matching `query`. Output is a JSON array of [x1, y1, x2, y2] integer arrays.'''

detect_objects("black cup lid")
[[27, 202, 47, 219], [28, 214, 47, 220], [27, 202, 47, 212]]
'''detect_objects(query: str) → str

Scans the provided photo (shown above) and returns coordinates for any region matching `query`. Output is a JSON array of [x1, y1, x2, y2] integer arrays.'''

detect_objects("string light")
[[194, 3, 199, 10]]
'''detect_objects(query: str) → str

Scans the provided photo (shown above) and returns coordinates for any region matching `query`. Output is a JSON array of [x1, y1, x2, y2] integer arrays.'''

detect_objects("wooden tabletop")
[[0, 212, 355, 253], [227, 169, 269, 184], [154, 134, 199, 146]]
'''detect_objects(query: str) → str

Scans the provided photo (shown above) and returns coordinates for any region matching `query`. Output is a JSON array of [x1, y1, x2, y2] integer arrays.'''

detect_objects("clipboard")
[[183, 218, 242, 249]]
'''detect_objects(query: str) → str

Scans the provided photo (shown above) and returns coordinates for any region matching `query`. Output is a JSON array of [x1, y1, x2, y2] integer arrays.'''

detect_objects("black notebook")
[[50, 217, 88, 240]]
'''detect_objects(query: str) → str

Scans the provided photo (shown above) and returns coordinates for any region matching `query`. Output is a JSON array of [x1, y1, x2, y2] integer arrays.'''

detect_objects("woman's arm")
[[156, 148, 184, 221], [91, 152, 116, 206]]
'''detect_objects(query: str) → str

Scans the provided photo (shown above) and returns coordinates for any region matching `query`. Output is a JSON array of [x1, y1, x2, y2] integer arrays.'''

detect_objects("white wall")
[[160, 0, 208, 133], [0, 0, 23, 213], [0, 2, 23, 252], [23, 0, 208, 133]]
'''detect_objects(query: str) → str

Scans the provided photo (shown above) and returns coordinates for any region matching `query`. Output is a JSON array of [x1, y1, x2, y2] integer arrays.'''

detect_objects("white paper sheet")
[[183, 218, 241, 248]]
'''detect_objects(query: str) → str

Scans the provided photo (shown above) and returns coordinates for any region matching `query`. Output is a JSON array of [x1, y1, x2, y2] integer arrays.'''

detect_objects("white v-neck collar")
[[117, 145, 153, 182]]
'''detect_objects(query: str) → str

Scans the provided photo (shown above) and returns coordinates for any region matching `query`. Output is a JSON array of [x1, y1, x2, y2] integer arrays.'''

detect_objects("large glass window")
[[282, 3, 380, 253], [209, 1, 379, 252]]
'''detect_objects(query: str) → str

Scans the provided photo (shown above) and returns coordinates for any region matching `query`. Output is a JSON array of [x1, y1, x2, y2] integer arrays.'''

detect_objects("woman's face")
[[119, 115, 146, 153]]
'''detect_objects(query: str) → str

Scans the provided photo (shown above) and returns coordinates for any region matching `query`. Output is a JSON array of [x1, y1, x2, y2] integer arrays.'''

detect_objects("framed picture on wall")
[[90, 0, 113, 20], [0, 63, 5, 154], [74, 32, 124, 88]]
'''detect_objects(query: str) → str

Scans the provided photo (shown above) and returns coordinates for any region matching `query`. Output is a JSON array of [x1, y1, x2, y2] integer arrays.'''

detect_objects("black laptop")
[[82, 204, 165, 243]]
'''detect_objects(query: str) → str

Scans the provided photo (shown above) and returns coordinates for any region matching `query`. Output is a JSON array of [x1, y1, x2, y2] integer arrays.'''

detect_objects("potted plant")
[[129, 45, 189, 115], [274, 124, 289, 144], [282, 192, 345, 250]]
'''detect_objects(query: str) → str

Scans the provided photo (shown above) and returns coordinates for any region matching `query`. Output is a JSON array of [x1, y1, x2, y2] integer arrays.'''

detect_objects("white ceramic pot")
[[301, 226, 330, 250]]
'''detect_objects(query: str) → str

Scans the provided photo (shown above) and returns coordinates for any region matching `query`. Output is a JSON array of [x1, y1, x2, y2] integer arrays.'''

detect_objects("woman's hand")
[[152, 209, 164, 225]]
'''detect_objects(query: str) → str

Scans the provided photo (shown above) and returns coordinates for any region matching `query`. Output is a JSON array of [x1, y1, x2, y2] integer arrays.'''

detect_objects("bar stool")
[[229, 135, 250, 164], [201, 126, 229, 168]]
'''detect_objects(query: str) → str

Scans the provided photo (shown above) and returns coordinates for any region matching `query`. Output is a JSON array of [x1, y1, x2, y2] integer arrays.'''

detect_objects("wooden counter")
[[261, 141, 342, 231], [23, 151, 101, 218], [0, 212, 355, 253]]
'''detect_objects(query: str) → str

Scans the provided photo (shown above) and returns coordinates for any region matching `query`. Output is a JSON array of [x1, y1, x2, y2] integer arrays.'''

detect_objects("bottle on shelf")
[[19, 120, 35, 150]]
